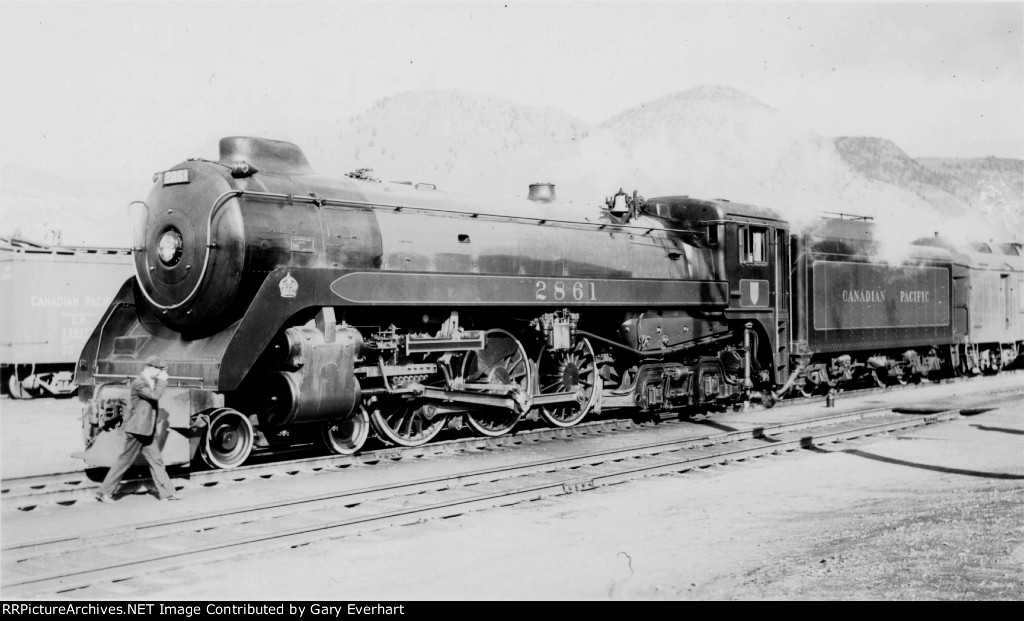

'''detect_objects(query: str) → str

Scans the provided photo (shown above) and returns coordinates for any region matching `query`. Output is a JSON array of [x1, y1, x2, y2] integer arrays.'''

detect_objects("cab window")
[[739, 225, 768, 264]]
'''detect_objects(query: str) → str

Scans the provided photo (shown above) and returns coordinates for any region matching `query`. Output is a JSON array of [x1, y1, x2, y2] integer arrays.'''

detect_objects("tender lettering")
[[841, 289, 932, 303], [900, 290, 930, 303], [841, 289, 885, 303]]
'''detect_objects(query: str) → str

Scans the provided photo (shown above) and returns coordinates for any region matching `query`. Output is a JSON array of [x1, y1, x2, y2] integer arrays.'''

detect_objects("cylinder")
[[253, 326, 363, 427]]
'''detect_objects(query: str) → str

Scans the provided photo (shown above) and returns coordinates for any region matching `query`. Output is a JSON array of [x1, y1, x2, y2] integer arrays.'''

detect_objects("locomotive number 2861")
[[535, 280, 597, 302]]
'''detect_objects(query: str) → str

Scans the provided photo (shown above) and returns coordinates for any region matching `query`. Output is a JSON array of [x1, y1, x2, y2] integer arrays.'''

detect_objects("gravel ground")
[[2, 380, 1022, 601]]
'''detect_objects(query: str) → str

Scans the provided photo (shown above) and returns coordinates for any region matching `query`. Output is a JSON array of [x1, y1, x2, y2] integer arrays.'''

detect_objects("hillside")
[[1, 86, 1020, 249], [833, 137, 1024, 238], [917, 156, 1024, 237], [332, 90, 593, 198]]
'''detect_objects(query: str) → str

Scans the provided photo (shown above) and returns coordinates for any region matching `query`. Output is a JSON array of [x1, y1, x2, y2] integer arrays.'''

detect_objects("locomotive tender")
[[74, 137, 1023, 470]]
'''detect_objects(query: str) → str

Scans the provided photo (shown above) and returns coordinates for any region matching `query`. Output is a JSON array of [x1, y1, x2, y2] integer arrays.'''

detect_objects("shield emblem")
[[750, 281, 760, 305]]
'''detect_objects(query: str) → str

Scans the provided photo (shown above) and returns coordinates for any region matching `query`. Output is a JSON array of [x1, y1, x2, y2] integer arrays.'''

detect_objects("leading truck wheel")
[[319, 407, 370, 455], [200, 408, 254, 469], [8, 375, 34, 399]]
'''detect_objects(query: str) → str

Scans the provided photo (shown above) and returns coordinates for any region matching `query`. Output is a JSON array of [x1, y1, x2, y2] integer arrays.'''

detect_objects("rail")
[[0, 401, 985, 597]]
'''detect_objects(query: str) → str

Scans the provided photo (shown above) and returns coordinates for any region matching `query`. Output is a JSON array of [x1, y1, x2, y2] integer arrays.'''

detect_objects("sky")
[[0, 1, 1021, 183]]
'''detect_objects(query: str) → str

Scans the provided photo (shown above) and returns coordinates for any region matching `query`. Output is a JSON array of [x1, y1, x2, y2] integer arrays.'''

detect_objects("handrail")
[[234, 189, 697, 235]]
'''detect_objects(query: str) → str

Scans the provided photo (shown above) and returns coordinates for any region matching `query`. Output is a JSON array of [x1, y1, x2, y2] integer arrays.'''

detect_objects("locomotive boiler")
[[76, 137, 790, 469]]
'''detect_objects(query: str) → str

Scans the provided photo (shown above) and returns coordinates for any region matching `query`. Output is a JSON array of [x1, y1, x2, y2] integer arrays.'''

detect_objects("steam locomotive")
[[74, 137, 1024, 470]]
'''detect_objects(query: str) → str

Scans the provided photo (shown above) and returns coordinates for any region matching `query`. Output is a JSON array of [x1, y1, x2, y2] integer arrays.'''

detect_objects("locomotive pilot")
[[95, 356, 182, 502]]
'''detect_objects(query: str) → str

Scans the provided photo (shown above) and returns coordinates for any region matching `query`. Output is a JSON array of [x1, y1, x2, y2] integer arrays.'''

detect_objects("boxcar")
[[0, 238, 133, 397]]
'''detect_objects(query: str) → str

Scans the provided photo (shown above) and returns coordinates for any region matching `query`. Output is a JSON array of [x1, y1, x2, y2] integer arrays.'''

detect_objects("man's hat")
[[145, 356, 168, 370]]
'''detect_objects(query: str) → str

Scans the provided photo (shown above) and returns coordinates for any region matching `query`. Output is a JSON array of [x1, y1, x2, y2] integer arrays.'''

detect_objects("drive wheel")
[[370, 398, 446, 447], [536, 337, 598, 428], [319, 406, 370, 455], [200, 408, 254, 469], [462, 329, 532, 437]]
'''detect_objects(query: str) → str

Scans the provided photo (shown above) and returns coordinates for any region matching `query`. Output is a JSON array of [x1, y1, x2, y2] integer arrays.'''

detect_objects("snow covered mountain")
[[834, 137, 1024, 238], [2, 86, 1020, 249]]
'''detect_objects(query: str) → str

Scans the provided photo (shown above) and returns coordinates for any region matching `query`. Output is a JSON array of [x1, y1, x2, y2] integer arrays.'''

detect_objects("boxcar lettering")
[[85, 295, 113, 307], [30, 295, 80, 307]]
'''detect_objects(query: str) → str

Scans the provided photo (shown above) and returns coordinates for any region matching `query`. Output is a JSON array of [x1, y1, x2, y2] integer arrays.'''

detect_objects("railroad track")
[[2, 395, 1015, 598], [2, 371, 1021, 512]]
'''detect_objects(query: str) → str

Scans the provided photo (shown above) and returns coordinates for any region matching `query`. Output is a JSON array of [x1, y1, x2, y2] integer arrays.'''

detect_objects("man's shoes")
[[158, 493, 182, 501], [95, 493, 115, 504]]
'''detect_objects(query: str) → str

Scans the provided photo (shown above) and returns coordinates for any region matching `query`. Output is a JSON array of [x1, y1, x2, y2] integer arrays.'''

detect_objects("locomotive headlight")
[[157, 229, 183, 266]]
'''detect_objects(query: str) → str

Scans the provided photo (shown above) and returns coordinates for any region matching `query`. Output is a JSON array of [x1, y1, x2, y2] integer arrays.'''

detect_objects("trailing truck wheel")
[[319, 407, 370, 456], [536, 337, 598, 428], [200, 408, 254, 469], [462, 330, 532, 437]]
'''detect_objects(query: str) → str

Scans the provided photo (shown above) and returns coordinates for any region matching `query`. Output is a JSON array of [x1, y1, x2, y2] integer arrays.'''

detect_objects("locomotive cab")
[[647, 197, 791, 388]]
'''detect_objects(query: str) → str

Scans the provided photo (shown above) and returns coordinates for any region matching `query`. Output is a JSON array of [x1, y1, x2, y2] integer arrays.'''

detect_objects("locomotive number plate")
[[163, 169, 190, 185], [534, 279, 597, 302]]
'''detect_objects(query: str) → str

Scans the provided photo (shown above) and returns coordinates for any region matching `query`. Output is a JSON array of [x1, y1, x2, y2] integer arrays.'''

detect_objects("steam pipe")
[[743, 322, 754, 390], [576, 330, 731, 359], [772, 357, 808, 400]]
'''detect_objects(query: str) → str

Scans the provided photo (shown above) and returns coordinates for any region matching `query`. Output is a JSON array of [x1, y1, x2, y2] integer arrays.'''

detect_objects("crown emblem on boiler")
[[279, 272, 299, 298]]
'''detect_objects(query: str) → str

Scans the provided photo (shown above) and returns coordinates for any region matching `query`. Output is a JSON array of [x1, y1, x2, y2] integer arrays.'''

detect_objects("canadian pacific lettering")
[[900, 290, 929, 303], [842, 289, 885, 302], [841, 290, 931, 303]]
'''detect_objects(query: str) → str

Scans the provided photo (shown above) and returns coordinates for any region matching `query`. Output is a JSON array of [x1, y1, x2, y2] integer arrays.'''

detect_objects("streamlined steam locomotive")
[[74, 137, 1024, 470]]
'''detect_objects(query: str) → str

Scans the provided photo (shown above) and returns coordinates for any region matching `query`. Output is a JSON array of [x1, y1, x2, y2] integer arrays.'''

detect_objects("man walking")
[[96, 356, 182, 502]]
